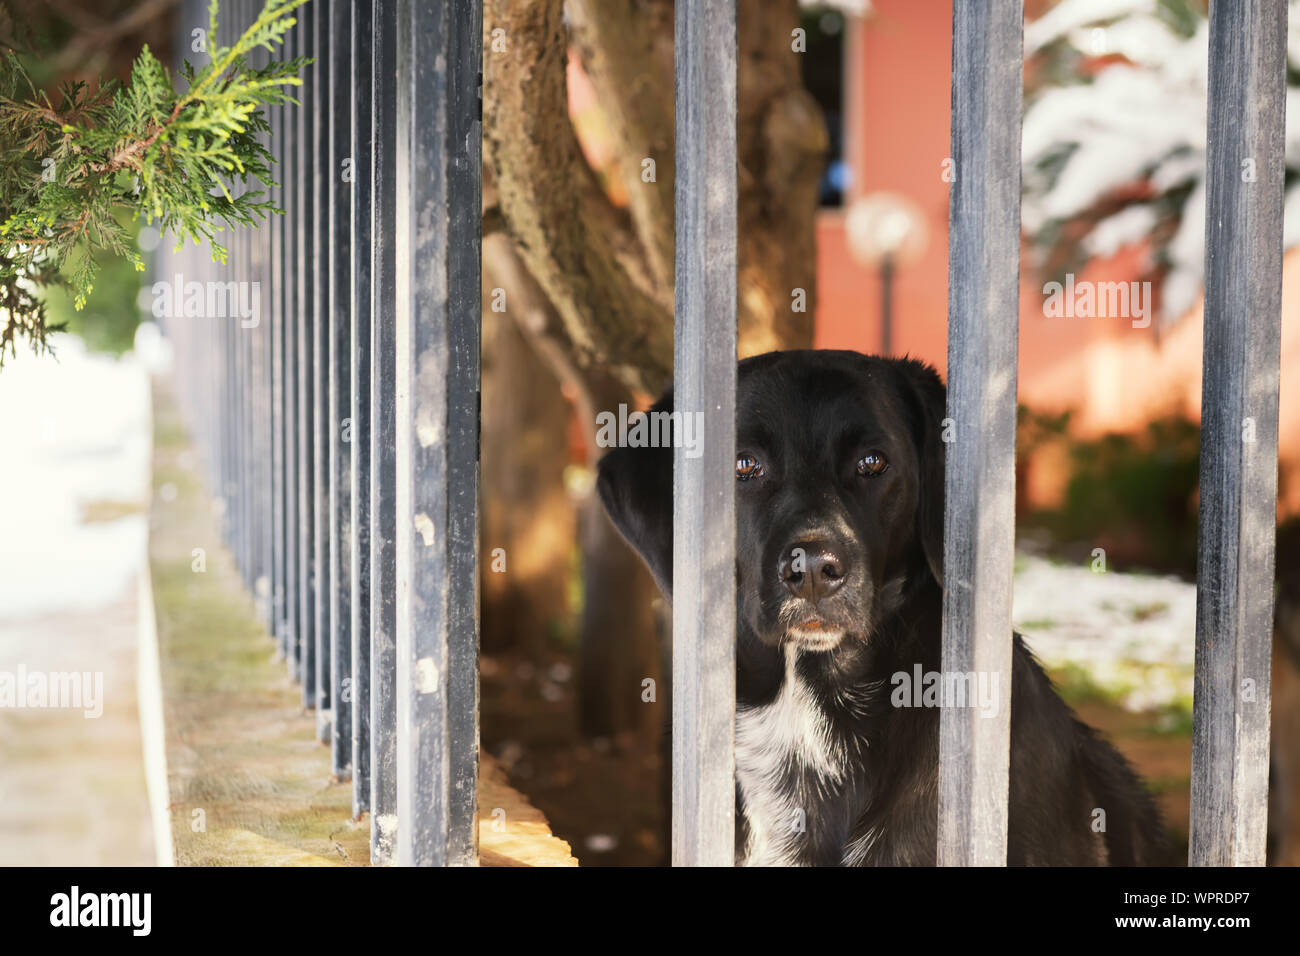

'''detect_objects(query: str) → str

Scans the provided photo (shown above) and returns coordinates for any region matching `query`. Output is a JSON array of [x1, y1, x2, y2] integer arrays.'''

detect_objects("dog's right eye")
[[736, 455, 764, 481], [856, 451, 890, 477]]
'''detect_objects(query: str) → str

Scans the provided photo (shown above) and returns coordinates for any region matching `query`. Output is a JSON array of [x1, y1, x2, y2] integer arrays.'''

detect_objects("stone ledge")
[[149, 377, 576, 867]]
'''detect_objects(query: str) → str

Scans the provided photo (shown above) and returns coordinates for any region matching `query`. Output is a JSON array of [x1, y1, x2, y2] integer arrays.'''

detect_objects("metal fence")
[[160, 0, 1282, 867], [163, 0, 481, 866]]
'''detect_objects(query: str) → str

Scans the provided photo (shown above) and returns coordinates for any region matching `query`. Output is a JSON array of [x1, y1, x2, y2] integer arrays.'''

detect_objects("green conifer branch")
[[0, 0, 312, 367]]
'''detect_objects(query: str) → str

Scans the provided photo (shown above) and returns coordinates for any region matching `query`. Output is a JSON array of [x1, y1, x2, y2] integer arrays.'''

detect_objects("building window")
[[800, 5, 849, 208]]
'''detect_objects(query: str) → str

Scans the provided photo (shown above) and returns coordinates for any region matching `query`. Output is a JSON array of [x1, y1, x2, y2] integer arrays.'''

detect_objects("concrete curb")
[[137, 376, 174, 867]]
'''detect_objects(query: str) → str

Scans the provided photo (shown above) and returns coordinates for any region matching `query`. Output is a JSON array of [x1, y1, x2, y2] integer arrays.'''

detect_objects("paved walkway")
[[0, 335, 156, 866]]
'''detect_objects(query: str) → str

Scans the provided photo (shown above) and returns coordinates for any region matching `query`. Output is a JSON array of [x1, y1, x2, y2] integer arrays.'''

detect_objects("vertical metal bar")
[[223, 6, 238, 568], [313, 0, 333, 740], [369, 0, 400, 864], [351, 0, 376, 820], [259, 0, 275, 636], [937, 0, 1023, 867], [394, 0, 481, 866], [237, 0, 251, 588], [210, 223, 219, 500], [328, 0, 354, 777], [207, 217, 216, 493], [234, 0, 250, 587], [240, 0, 252, 588], [284, 16, 299, 678], [270, 27, 285, 660], [672, 0, 737, 867], [298, 2, 317, 709], [246, 224, 256, 593], [236, 0, 245, 580], [214, 224, 224, 519], [217, 5, 229, 550], [1190, 0, 1285, 868], [256, 0, 273, 621], [273, 1, 285, 647], [288, 14, 300, 686]]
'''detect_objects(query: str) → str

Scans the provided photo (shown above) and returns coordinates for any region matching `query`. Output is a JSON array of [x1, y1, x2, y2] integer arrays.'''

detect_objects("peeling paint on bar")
[[393, 0, 482, 867], [414, 514, 435, 547]]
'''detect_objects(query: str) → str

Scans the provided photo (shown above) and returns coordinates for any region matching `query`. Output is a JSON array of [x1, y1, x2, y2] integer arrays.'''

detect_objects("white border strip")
[[137, 380, 175, 867]]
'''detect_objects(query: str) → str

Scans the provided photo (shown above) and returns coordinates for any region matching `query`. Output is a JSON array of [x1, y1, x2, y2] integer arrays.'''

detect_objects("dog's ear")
[[595, 391, 675, 598], [894, 359, 946, 586]]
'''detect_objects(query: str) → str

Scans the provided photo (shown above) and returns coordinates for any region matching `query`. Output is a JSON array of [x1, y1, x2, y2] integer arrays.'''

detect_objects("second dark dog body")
[[598, 349, 1165, 866]]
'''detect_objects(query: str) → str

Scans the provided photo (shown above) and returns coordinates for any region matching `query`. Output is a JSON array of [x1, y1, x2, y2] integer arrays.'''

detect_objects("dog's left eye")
[[856, 452, 889, 477], [736, 455, 764, 481]]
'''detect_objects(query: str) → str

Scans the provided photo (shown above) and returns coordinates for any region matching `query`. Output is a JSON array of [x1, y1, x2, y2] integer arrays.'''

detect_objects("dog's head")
[[597, 349, 946, 654]]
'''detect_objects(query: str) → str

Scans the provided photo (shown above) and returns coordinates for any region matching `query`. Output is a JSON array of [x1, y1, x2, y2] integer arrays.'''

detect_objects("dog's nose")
[[779, 542, 846, 602]]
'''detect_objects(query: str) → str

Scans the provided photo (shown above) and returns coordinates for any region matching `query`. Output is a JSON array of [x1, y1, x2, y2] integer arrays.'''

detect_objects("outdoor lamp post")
[[845, 191, 927, 356]]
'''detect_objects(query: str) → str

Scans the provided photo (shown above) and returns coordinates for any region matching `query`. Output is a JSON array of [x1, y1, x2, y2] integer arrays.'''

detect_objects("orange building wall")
[[813, 0, 1300, 515], [814, 0, 952, 366]]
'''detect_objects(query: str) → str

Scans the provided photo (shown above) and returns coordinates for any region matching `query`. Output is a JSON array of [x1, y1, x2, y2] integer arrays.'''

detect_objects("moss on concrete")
[[149, 377, 577, 866], [149, 379, 365, 866]]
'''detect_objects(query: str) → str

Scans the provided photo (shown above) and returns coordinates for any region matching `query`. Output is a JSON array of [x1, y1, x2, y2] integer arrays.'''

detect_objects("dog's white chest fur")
[[735, 645, 846, 866]]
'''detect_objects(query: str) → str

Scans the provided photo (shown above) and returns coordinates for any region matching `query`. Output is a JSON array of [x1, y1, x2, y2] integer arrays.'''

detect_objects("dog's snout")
[[779, 541, 847, 602]]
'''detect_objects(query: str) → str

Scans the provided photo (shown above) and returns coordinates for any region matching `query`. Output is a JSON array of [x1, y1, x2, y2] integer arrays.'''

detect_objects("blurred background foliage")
[[1019, 405, 1202, 577], [1, 0, 172, 357], [40, 212, 146, 356]]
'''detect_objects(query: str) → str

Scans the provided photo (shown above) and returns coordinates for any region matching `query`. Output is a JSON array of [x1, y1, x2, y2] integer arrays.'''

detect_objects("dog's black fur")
[[598, 349, 1166, 865]]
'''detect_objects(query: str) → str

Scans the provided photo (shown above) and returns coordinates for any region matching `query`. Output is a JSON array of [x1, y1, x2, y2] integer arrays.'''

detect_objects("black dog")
[[598, 349, 1165, 866]]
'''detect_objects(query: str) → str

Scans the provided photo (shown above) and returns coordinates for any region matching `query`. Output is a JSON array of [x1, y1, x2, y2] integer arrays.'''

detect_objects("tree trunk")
[[484, 230, 663, 740], [479, 291, 575, 656], [484, 0, 827, 394]]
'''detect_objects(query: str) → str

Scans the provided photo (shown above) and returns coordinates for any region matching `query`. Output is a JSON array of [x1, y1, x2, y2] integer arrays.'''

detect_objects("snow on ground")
[[0, 333, 151, 622], [1013, 553, 1197, 713]]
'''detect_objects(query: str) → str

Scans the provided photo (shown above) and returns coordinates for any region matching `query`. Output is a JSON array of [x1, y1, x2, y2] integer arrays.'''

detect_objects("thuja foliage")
[[0, 0, 311, 366]]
